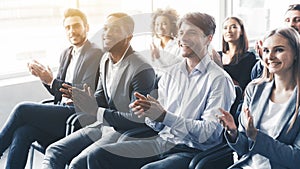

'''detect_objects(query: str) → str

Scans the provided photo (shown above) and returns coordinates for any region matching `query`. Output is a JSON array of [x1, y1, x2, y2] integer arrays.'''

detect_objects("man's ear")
[[205, 34, 213, 46], [85, 24, 90, 32], [125, 34, 133, 44], [207, 34, 213, 43]]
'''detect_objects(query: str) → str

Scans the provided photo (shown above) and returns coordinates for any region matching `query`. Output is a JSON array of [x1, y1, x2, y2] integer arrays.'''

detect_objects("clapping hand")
[[60, 83, 73, 99], [244, 107, 258, 141], [150, 42, 160, 60], [218, 108, 238, 141], [255, 40, 263, 59], [27, 60, 53, 85], [72, 84, 98, 116], [129, 92, 166, 122]]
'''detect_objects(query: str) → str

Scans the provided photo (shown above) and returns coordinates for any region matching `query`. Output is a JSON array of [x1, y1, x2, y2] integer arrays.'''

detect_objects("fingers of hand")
[[244, 107, 250, 117], [133, 106, 145, 118], [62, 83, 72, 90], [134, 92, 147, 100], [248, 116, 254, 128], [147, 94, 158, 103]]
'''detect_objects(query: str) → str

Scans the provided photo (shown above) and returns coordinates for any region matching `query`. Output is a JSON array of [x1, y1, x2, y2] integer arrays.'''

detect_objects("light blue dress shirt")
[[146, 54, 236, 151]]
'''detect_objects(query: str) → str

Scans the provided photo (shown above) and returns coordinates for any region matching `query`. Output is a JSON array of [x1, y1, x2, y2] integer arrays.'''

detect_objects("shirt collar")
[[72, 44, 84, 56], [108, 45, 130, 66], [179, 54, 211, 75]]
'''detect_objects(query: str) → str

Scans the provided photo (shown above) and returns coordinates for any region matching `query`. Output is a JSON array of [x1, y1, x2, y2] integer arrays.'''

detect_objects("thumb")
[[147, 94, 159, 103], [47, 66, 52, 72], [88, 86, 93, 96]]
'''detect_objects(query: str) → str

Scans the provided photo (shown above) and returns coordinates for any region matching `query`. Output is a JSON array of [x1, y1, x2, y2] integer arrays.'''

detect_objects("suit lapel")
[[102, 56, 110, 102], [251, 81, 274, 128], [252, 81, 297, 138], [72, 41, 91, 83], [109, 48, 133, 101], [273, 87, 297, 138], [61, 46, 73, 80]]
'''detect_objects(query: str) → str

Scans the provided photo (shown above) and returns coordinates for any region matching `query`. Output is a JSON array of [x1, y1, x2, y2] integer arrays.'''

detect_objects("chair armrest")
[[189, 143, 233, 169], [39, 99, 55, 104], [117, 127, 158, 142], [31, 141, 46, 154]]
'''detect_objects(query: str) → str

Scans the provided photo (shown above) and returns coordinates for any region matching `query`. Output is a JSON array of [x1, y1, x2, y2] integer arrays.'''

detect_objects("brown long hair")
[[222, 17, 249, 64], [258, 27, 300, 131]]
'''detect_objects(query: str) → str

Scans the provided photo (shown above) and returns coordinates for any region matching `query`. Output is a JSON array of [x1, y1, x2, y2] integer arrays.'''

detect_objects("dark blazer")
[[44, 40, 103, 104], [93, 46, 156, 132], [227, 80, 300, 169]]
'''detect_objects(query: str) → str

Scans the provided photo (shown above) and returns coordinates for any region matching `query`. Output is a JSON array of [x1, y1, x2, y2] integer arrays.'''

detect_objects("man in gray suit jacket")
[[41, 12, 156, 169], [0, 8, 102, 169]]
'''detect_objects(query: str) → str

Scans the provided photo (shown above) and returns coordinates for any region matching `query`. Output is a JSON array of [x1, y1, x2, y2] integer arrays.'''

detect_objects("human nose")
[[288, 20, 295, 28], [227, 27, 232, 33], [178, 31, 188, 41], [67, 26, 76, 35], [104, 28, 113, 37], [265, 50, 276, 60]]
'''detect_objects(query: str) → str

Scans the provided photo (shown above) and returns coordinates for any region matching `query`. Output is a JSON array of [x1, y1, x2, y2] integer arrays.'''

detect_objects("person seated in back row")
[[219, 16, 257, 91]]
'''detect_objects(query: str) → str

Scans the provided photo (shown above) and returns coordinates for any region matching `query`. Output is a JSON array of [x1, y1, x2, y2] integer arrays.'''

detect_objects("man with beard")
[[66, 12, 235, 169], [42, 12, 156, 169], [0, 8, 102, 169]]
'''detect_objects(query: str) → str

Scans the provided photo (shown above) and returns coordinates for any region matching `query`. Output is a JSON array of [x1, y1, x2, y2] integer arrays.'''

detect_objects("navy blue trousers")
[[0, 102, 75, 169]]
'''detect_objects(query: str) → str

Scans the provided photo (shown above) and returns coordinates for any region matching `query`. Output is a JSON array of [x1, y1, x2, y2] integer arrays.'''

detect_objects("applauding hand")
[[72, 84, 98, 116], [129, 92, 166, 122]]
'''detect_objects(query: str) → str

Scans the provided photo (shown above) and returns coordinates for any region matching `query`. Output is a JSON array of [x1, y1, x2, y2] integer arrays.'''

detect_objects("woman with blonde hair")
[[218, 27, 300, 169]]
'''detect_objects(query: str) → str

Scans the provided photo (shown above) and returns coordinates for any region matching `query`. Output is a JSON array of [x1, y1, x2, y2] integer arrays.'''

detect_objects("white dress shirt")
[[147, 54, 235, 151]]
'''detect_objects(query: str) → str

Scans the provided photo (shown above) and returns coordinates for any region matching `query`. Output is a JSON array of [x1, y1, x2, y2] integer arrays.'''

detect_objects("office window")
[[230, 0, 296, 48]]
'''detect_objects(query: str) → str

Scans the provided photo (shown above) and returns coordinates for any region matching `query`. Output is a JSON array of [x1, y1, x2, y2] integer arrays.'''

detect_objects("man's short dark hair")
[[177, 12, 216, 36], [287, 4, 300, 12], [63, 8, 88, 26], [107, 12, 135, 35]]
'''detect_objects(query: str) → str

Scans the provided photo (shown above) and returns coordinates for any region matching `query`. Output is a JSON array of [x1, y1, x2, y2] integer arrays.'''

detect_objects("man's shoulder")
[[127, 51, 153, 68], [84, 40, 103, 54], [206, 60, 230, 78]]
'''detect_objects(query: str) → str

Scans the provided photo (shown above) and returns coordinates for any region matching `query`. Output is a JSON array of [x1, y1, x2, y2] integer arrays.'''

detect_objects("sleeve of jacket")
[[226, 82, 256, 156], [250, 130, 300, 169], [102, 67, 156, 131], [42, 48, 72, 103]]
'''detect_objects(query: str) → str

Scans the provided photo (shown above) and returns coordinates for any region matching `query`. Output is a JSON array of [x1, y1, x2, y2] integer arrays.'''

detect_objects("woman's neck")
[[160, 36, 171, 48], [271, 72, 296, 103], [227, 42, 238, 57]]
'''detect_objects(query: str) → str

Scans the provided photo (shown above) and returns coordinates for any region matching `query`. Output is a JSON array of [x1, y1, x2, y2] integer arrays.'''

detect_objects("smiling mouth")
[[268, 62, 280, 67]]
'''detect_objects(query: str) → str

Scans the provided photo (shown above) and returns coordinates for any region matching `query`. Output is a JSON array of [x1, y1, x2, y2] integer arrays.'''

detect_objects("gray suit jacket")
[[44, 40, 103, 104], [94, 46, 156, 132], [227, 80, 300, 169]]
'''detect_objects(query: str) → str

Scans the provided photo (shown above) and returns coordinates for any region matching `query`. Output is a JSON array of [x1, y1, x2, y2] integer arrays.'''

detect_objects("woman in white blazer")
[[218, 27, 300, 169]]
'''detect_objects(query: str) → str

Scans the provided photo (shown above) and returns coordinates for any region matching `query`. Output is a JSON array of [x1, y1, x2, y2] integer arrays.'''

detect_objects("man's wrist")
[[226, 128, 238, 142], [156, 110, 166, 122]]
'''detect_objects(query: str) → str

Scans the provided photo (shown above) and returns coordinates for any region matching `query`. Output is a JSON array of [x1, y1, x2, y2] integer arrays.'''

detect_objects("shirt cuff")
[[162, 111, 178, 127], [49, 78, 55, 89], [97, 107, 106, 123]]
